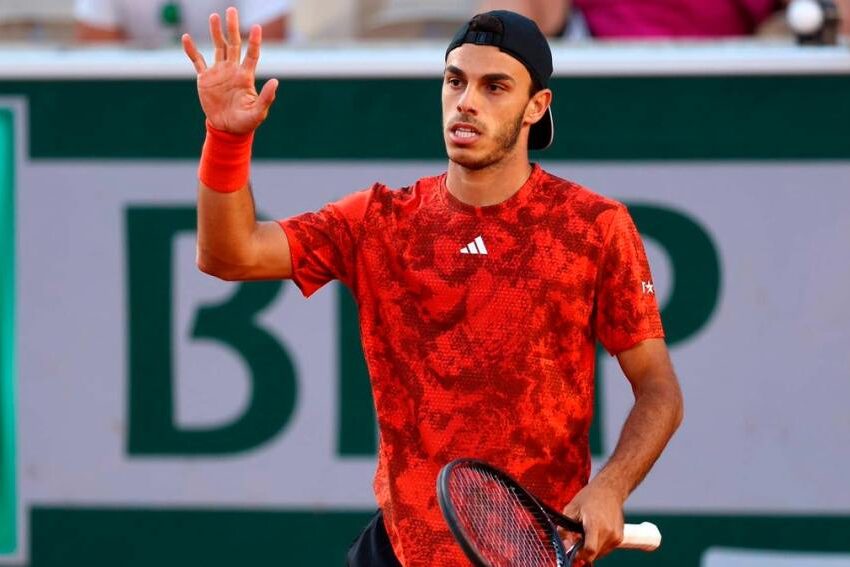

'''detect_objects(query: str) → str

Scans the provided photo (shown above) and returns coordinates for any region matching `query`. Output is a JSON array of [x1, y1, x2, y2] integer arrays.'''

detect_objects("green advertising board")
[[0, 107, 17, 558]]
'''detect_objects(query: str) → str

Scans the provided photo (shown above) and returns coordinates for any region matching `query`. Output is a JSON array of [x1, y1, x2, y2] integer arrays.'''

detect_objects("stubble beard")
[[448, 109, 525, 171]]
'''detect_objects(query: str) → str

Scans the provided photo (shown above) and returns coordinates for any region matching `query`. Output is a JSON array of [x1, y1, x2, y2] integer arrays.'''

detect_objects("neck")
[[445, 151, 533, 207]]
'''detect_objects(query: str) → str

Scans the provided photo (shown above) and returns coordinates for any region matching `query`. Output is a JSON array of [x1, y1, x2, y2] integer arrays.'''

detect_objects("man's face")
[[442, 44, 537, 170]]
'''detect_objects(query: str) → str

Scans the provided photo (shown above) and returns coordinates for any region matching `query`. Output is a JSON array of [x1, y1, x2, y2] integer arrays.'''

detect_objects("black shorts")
[[346, 510, 403, 567]]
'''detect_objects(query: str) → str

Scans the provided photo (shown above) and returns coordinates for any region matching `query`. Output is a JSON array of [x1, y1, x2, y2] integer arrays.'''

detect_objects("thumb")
[[258, 78, 279, 110], [562, 501, 581, 522]]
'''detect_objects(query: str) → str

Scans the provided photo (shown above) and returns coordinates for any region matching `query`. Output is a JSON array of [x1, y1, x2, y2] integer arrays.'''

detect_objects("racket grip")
[[620, 522, 661, 551]]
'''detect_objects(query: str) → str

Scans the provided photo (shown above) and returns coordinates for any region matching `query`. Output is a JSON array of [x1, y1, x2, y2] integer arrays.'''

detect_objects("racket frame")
[[437, 458, 584, 567]]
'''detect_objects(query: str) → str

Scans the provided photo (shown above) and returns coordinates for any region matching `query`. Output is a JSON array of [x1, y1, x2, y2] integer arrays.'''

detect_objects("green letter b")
[[126, 207, 297, 455]]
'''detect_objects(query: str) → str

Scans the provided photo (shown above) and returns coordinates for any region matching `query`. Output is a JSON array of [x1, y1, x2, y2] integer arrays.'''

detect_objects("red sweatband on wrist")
[[198, 121, 255, 193]]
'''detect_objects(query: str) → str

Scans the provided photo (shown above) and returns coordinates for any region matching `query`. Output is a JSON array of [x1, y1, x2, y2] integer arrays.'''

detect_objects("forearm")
[[196, 182, 261, 277], [839, 0, 850, 36], [194, 118, 263, 277], [592, 377, 683, 500], [75, 22, 125, 43], [258, 15, 288, 41]]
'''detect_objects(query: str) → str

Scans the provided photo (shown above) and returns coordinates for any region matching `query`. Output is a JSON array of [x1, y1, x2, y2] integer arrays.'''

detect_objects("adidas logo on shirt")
[[460, 236, 488, 255]]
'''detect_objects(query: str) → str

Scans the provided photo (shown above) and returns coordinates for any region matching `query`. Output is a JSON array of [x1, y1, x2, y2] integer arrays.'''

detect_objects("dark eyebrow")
[[482, 73, 515, 84], [444, 65, 515, 85], [444, 65, 466, 78]]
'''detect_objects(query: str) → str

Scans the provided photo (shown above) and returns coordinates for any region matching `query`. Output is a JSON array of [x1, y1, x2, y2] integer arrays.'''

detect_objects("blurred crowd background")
[[0, 0, 847, 46]]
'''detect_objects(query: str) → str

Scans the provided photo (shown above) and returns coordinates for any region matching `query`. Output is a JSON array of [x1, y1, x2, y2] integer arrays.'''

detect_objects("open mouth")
[[449, 123, 482, 145]]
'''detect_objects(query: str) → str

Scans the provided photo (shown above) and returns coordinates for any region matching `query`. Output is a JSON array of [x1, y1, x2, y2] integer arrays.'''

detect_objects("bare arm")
[[476, 0, 572, 36], [595, 338, 683, 498], [183, 7, 291, 281], [839, 0, 850, 36], [75, 21, 125, 42], [196, 185, 292, 281], [563, 338, 683, 562], [258, 14, 289, 41]]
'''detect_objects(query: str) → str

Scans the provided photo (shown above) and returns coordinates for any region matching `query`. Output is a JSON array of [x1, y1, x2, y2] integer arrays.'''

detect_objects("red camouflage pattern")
[[279, 165, 664, 566]]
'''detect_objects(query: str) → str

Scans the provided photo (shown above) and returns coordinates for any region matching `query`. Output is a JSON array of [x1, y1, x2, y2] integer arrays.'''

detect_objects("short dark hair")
[[468, 13, 543, 97]]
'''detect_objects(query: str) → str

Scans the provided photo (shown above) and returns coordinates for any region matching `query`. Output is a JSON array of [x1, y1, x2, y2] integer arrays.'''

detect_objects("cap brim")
[[529, 106, 554, 151]]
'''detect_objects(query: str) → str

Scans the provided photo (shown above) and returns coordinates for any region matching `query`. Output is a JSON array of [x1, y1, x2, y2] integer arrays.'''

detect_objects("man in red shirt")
[[183, 8, 683, 566]]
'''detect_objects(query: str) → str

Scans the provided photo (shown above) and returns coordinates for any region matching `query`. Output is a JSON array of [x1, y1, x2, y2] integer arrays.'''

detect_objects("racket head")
[[437, 459, 583, 567]]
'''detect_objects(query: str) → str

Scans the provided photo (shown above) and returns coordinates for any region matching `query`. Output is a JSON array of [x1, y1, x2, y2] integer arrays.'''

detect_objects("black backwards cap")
[[446, 10, 554, 150]]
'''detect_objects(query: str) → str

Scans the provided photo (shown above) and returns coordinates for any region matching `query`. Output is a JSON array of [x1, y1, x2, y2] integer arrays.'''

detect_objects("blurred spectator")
[[573, 0, 782, 38], [0, 0, 74, 42], [476, 0, 574, 37], [759, 0, 847, 40], [359, 0, 478, 39], [828, 0, 850, 35], [74, 0, 290, 46], [476, 0, 850, 38]]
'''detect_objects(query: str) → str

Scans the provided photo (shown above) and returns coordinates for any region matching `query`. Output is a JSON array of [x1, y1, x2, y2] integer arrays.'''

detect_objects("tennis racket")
[[437, 459, 661, 567]]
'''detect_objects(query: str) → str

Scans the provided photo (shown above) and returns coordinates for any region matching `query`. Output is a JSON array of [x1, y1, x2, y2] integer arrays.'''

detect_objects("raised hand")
[[182, 7, 278, 135]]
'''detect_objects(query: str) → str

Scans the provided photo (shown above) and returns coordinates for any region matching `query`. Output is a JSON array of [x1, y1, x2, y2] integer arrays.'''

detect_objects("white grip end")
[[620, 522, 662, 551]]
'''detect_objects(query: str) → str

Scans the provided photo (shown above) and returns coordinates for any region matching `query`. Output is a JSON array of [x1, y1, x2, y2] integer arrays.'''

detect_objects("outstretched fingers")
[[225, 6, 241, 62], [242, 25, 262, 74], [209, 13, 226, 63], [181, 34, 207, 73]]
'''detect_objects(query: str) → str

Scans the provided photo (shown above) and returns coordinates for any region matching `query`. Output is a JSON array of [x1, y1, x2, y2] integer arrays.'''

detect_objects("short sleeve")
[[278, 188, 371, 298], [593, 205, 665, 355], [74, 0, 119, 27]]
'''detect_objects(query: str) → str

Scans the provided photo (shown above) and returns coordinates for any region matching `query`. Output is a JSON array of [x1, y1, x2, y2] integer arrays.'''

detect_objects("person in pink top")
[[574, 0, 780, 38], [477, 0, 791, 38]]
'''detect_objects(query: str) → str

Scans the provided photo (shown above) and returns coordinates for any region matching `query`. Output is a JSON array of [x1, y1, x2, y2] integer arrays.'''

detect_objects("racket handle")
[[620, 522, 662, 551]]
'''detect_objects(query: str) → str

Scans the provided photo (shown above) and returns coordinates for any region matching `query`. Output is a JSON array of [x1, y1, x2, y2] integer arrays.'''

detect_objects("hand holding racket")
[[437, 459, 661, 567]]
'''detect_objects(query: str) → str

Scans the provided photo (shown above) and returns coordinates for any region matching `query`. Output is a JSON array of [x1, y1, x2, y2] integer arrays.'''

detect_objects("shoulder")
[[362, 174, 443, 213], [537, 168, 626, 227]]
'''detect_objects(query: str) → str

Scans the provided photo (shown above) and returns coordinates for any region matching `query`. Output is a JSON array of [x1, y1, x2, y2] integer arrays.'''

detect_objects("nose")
[[456, 85, 479, 115]]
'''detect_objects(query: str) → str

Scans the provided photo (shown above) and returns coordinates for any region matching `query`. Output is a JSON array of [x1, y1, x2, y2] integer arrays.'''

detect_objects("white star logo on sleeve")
[[642, 281, 655, 295]]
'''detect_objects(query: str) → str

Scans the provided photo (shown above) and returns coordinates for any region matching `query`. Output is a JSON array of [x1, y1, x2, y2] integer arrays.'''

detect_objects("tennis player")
[[183, 7, 683, 566]]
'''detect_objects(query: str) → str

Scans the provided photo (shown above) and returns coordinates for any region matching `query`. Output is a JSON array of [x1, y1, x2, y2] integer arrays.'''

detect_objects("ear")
[[525, 89, 553, 126]]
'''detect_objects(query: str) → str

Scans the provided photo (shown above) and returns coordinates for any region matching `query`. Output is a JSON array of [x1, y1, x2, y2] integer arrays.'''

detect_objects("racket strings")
[[449, 467, 560, 566]]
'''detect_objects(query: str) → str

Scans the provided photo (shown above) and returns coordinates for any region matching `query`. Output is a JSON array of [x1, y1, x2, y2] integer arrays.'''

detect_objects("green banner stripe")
[[0, 76, 848, 159], [0, 108, 17, 555], [31, 508, 374, 567], [28, 508, 850, 567]]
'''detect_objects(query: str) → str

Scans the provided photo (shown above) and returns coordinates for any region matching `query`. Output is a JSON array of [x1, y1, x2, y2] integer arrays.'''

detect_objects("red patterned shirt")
[[279, 164, 664, 566]]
